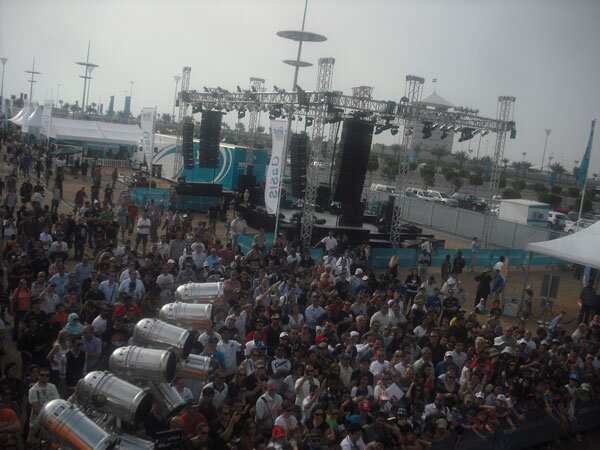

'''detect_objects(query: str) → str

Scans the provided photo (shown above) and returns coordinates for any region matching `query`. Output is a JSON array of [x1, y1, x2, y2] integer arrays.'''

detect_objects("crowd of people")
[[0, 134, 600, 450]]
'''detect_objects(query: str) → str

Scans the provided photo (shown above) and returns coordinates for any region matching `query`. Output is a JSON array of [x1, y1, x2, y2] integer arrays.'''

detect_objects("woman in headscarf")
[[63, 313, 84, 338]]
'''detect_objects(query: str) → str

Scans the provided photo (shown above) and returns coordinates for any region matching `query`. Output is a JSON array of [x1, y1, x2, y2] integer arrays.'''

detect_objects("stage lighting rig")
[[508, 120, 517, 139], [238, 110, 246, 119], [391, 126, 399, 136], [458, 128, 474, 142], [422, 122, 433, 139], [305, 117, 314, 127], [375, 122, 394, 135]]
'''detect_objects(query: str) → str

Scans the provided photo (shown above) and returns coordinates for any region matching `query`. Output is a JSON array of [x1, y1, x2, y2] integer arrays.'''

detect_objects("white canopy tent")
[[525, 221, 600, 270], [40, 118, 141, 146], [9, 104, 43, 128]]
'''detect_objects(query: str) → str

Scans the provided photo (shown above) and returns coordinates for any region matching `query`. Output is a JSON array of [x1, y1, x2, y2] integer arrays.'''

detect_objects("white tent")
[[9, 104, 43, 128], [9, 107, 29, 125], [41, 118, 141, 146], [525, 221, 600, 269]]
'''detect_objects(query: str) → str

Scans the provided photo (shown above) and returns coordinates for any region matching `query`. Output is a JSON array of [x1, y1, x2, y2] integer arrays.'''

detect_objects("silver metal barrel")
[[159, 302, 212, 330], [38, 399, 115, 450], [132, 318, 194, 358], [75, 371, 154, 427], [148, 382, 186, 419], [115, 434, 155, 450], [175, 354, 216, 380], [109, 346, 177, 383], [175, 282, 225, 304]]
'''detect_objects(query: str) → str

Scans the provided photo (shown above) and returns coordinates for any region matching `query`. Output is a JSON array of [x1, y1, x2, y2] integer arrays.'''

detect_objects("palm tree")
[[454, 151, 469, 170], [550, 162, 567, 185], [430, 146, 449, 169]]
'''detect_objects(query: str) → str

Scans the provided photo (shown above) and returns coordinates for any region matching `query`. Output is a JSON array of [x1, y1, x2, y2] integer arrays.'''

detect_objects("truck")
[[498, 199, 550, 227]]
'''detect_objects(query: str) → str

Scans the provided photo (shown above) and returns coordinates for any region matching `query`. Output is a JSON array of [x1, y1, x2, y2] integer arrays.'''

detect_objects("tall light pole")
[[25, 57, 42, 102], [129, 81, 135, 115], [76, 41, 99, 115], [86, 65, 96, 113], [0, 57, 7, 122], [522, 152, 527, 162], [172, 75, 181, 122], [540, 128, 551, 173]]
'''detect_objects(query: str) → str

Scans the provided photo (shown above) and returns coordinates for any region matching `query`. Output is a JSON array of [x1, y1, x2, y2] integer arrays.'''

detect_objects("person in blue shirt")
[[491, 269, 505, 300], [426, 288, 442, 318]]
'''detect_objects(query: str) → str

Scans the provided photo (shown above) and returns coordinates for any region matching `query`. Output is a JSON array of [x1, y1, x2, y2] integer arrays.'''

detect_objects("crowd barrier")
[[237, 233, 566, 270], [428, 403, 600, 450]]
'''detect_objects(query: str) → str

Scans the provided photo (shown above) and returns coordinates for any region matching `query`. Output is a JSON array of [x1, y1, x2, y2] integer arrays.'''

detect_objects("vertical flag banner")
[[577, 119, 596, 188], [22, 100, 31, 133], [140, 107, 156, 170], [265, 120, 287, 215], [42, 100, 53, 138]]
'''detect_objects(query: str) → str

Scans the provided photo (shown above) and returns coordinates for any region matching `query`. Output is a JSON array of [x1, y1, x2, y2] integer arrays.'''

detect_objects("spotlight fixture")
[[472, 129, 481, 136], [390, 126, 399, 136], [458, 128, 474, 142], [305, 117, 314, 127], [422, 122, 433, 139], [375, 123, 394, 135], [507, 121, 517, 139], [400, 96, 410, 103], [203, 87, 210, 93], [481, 130, 490, 136], [237, 110, 245, 119], [236, 85, 242, 93], [273, 85, 279, 92]]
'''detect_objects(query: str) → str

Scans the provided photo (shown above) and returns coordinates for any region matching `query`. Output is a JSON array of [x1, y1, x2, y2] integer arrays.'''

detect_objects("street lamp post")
[[25, 57, 42, 102], [76, 41, 99, 116], [172, 75, 181, 122], [540, 129, 551, 173], [0, 57, 7, 125]]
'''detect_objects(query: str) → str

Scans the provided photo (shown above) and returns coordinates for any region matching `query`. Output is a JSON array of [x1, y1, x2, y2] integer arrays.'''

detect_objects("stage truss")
[[178, 77, 515, 248]]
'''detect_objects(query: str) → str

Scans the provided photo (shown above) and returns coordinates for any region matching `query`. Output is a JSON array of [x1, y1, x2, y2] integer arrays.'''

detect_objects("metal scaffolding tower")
[[483, 95, 515, 246], [173, 66, 191, 178], [390, 75, 425, 246], [247, 77, 265, 169], [299, 57, 335, 248]]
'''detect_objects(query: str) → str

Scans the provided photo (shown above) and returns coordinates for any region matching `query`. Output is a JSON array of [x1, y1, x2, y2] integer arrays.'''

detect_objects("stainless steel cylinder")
[[38, 399, 115, 450], [175, 282, 225, 304], [159, 302, 213, 330], [132, 318, 194, 358], [148, 382, 186, 419], [75, 371, 154, 427], [109, 346, 177, 383], [176, 354, 216, 380], [115, 434, 155, 450]]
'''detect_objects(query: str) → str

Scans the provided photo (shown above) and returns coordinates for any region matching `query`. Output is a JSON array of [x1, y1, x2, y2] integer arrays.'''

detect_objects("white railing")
[[83, 157, 130, 168], [400, 197, 564, 249]]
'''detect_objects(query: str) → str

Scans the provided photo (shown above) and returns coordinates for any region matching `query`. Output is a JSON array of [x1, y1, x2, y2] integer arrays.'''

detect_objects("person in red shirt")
[[127, 202, 139, 236], [0, 388, 21, 449], [176, 401, 207, 438]]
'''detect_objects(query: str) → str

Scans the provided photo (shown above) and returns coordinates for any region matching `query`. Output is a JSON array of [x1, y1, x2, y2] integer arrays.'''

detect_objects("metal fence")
[[83, 157, 130, 168], [400, 197, 564, 249]]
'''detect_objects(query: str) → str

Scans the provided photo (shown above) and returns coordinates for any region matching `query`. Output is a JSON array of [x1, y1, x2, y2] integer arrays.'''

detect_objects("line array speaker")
[[199, 111, 222, 168], [333, 119, 374, 203], [290, 133, 309, 197], [182, 121, 194, 169]]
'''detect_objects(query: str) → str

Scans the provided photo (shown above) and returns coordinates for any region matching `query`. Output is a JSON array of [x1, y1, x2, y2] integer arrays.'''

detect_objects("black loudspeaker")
[[237, 174, 256, 194], [338, 202, 364, 227], [182, 121, 194, 169], [175, 183, 223, 196], [333, 119, 374, 203], [315, 184, 331, 210], [290, 133, 308, 197], [199, 111, 222, 168]]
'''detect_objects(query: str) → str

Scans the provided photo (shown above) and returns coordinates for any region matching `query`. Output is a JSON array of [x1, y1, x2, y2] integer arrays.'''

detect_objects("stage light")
[[400, 96, 409, 103], [273, 85, 279, 92], [269, 114, 275, 120], [431, 123, 439, 130], [472, 129, 481, 136], [203, 87, 209, 92], [132, 319, 194, 358], [109, 346, 178, 382], [453, 126, 462, 133], [298, 116, 303, 122], [238, 110, 245, 119], [458, 128, 474, 142], [305, 117, 314, 127], [375, 123, 393, 135], [481, 130, 490, 136], [422, 122, 432, 139], [390, 126, 399, 136], [236, 85, 242, 93], [507, 121, 517, 139]]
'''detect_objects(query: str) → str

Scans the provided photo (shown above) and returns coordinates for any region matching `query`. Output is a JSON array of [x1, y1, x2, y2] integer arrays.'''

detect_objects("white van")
[[370, 184, 398, 195]]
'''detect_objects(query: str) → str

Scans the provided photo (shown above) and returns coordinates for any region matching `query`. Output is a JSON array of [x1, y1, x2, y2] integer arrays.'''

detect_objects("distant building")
[[410, 91, 455, 154]]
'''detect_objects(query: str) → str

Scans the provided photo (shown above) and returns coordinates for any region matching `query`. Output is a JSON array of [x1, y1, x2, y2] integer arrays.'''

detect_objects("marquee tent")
[[40, 118, 141, 146], [9, 104, 43, 128], [526, 221, 600, 270]]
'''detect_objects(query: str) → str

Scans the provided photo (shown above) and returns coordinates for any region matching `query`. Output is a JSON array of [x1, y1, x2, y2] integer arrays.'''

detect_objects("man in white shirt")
[[99, 272, 120, 306], [294, 365, 320, 407], [449, 341, 468, 370], [316, 231, 337, 253], [156, 235, 170, 260], [304, 296, 326, 329], [118, 270, 146, 303], [135, 211, 151, 257], [217, 328, 242, 377], [370, 304, 391, 328], [256, 380, 283, 434], [202, 370, 229, 408], [369, 349, 390, 377], [340, 423, 366, 450], [28, 368, 60, 441]]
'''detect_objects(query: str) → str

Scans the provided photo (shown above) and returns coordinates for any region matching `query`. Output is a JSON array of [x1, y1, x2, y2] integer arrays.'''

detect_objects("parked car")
[[427, 190, 458, 207], [564, 219, 594, 234], [548, 211, 569, 229], [451, 192, 487, 211], [405, 188, 428, 201]]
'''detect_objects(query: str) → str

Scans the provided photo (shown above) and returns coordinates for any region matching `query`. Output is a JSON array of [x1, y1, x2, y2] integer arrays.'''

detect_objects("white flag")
[[140, 107, 156, 170], [22, 100, 31, 133], [42, 100, 53, 138], [265, 120, 287, 215]]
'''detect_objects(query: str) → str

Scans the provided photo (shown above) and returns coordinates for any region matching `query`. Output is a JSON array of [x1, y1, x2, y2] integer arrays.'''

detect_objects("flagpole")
[[273, 0, 309, 246], [576, 119, 596, 227]]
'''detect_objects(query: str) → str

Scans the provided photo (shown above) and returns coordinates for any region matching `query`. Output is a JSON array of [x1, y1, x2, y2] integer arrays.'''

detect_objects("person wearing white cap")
[[349, 268, 363, 292]]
